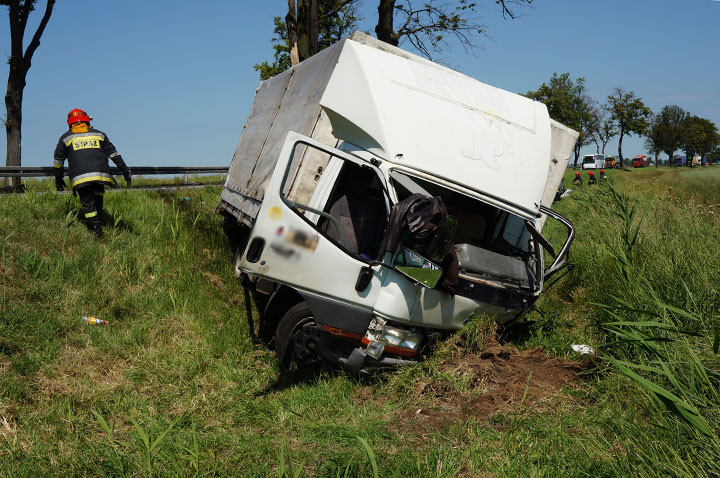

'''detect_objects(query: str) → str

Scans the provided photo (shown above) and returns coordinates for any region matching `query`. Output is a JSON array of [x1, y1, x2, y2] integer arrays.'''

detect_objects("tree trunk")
[[573, 144, 580, 168], [308, 0, 318, 57], [376, 0, 398, 46], [665, 150, 674, 168], [286, 0, 300, 65], [296, 0, 311, 61], [617, 130, 625, 165], [4, 67, 25, 187], [3, 0, 56, 186]]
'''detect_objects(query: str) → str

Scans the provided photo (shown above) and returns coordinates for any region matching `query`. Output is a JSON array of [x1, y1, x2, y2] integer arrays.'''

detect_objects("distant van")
[[582, 154, 605, 170]]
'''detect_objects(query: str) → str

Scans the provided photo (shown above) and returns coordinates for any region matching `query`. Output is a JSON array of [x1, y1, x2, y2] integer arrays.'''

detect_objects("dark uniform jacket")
[[53, 126, 127, 189]]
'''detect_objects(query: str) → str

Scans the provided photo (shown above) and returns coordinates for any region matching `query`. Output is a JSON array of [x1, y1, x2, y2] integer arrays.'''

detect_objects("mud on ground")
[[375, 341, 589, 434]]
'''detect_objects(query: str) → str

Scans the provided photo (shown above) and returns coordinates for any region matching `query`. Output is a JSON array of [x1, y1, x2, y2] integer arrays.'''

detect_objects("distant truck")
[[217, 33, 578, 374], [582, 154, 605, 169], [632, 155, 647, 168], [605, 155, 618, 169]]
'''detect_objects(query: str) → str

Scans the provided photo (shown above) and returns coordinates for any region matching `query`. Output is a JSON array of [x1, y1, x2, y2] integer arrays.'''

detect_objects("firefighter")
[[587, 170, 596, 185], [572, 171, 582, 186], [54, 108, 131, 238], [599, 169, 606, 182]]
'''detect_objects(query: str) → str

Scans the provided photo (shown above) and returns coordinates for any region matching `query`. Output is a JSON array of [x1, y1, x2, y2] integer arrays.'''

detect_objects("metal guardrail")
[[0, 166, 228, 178]]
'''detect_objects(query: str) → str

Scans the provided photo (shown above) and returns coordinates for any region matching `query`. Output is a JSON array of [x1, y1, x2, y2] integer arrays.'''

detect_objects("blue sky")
[[0, 0, 718, 167]]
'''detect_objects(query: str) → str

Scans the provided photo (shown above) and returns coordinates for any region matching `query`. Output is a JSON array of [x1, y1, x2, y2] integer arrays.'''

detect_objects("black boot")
[[89, 221, 103, 238]]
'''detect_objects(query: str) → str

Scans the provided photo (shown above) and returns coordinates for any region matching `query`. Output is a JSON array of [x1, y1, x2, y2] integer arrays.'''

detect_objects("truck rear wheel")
[[275, 302, 321, 369]]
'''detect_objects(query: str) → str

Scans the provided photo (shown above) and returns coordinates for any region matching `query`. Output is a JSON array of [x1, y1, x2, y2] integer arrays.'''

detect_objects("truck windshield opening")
[[390, 170, 531, 254], [389, 170, 536, 290]]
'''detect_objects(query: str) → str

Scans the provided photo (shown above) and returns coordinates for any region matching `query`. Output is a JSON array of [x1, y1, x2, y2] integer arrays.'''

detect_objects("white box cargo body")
[[219, 32, 577, 229]]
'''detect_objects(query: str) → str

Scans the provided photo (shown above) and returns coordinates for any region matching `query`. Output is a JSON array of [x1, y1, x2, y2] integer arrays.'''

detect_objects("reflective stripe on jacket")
[[53, 126, 126, 189]]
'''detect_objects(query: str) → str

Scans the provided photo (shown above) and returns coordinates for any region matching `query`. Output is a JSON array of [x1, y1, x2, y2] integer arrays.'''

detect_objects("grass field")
[[1, 167, 718, 476]]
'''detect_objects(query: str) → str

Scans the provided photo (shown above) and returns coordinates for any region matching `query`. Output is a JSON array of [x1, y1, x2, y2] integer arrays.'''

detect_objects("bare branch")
[[23, 0, 54, 66], [319, 0, 354, 21], [393, 0, 487, 59]]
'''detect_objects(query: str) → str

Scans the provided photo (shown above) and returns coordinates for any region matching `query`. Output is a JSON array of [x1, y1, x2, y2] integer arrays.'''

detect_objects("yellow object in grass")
[[82, 316, 108, 326]]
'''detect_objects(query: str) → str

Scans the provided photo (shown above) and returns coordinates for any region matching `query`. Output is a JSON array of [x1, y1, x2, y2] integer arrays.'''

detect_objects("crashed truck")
[[218, 32, 579, 374]]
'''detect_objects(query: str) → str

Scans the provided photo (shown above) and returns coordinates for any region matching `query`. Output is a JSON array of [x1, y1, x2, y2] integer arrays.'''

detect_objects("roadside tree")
[[525, 73, 599, 167], [606, 88, 651, 165], [375, 0, 530, 59], [680, 116, 707, 164], [258, 1, 532, 79], [644, 113, 667, 167], [1, 0, 55, 186], [686, 116, 718, 162], [255, 1, 360, 80], [656, 105, 687, 168], [592, 111, 618, 155]]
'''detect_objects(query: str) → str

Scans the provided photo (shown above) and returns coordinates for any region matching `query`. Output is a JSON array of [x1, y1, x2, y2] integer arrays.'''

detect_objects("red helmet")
[[600, 169, 605, 173], [575, 172, 581, 176], [67, 108, 91, 125], [588, 171, 594, 175]]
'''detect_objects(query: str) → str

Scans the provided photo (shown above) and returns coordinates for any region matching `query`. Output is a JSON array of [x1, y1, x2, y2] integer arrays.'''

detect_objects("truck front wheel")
[[275, 302, 321, 369]]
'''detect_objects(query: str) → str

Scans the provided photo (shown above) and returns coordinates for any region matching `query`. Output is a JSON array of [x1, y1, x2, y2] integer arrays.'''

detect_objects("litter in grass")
[[571, 344, 594, 355], [82, 316, 108, 326]]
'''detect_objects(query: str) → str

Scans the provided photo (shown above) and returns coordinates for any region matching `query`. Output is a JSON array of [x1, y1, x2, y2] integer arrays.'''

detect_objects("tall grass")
[[552, 171, 720, 476]]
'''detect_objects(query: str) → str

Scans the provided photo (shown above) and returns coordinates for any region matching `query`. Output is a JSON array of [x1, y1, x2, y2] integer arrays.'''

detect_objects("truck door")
[[236, 131, 391, 334]]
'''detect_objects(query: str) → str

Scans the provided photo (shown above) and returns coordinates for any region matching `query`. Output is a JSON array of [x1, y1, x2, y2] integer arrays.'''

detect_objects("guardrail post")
[[184, 172, 189, 184]]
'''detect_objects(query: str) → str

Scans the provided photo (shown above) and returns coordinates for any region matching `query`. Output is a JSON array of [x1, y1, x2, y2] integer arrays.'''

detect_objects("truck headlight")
[[362, 319, 424, 358], [378, 326, 423, 351]]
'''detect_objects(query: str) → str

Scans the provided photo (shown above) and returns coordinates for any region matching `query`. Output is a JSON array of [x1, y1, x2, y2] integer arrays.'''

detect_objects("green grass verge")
[[0, 167, 718, 476]]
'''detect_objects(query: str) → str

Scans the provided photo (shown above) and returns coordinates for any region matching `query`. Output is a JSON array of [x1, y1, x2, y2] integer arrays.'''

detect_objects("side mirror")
[[394, 247, 444, 288]]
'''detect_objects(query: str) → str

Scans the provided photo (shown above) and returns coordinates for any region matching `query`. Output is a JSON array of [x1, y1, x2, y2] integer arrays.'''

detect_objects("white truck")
[[218, 33, 578, 373]]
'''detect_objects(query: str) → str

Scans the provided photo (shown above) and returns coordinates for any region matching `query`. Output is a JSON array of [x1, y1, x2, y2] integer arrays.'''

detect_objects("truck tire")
[[275, 302, 321, 369]]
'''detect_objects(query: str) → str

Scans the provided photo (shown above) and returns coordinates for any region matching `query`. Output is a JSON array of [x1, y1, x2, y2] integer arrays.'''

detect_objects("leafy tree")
[[644, 113, 667, 167], [1, 0, 55, 186], [680, 116, 707, 164], [254, 1, 360, 80], [253, 17, 293, 80], [606, 88, 651, 164], [259, 1, 532, 79], [375, 0, 532, 59], [656, 105, 687, 168], [688, 116, 718, 161], [289, 0, 359, 64], [525, 73, 598, 167]]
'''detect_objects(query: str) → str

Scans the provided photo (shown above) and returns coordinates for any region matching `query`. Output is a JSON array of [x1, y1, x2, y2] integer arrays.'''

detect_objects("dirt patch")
[[0, 355, 10, 376], [202, 271, 224, 289], [393, 342, 587, 433], [34, 345, 131, 400]]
